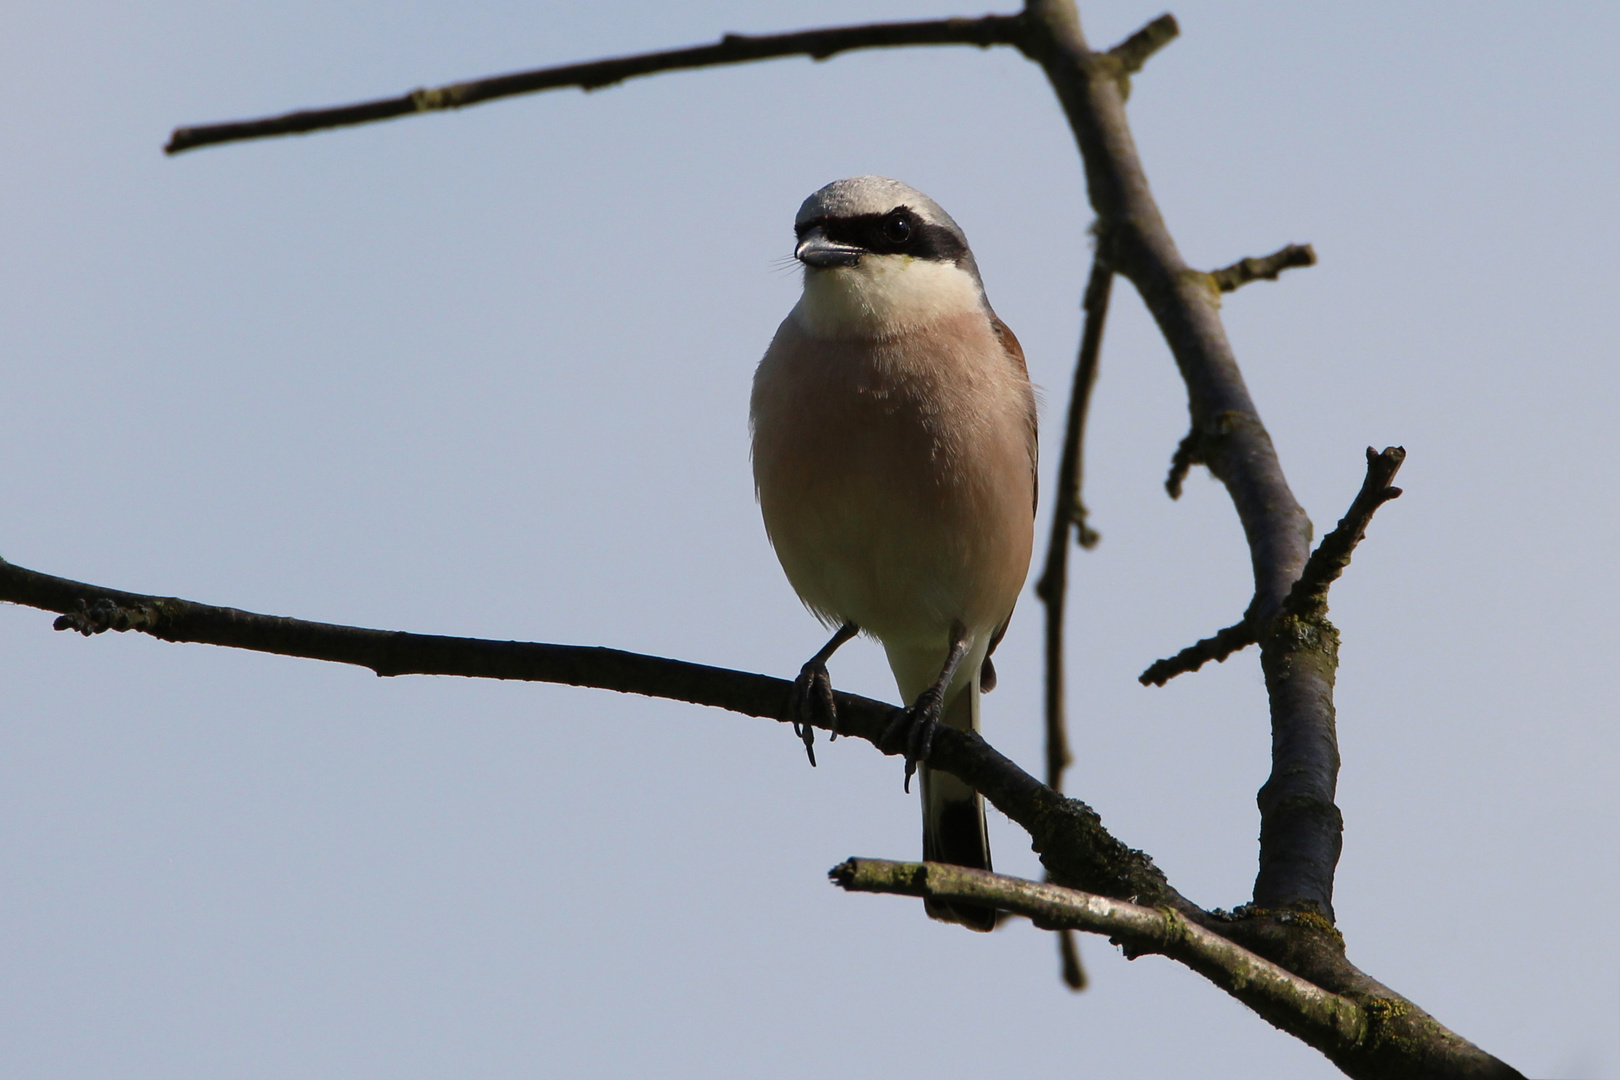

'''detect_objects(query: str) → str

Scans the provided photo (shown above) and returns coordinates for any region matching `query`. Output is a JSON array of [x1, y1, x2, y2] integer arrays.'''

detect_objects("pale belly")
[[750, 314, 1035, 650]]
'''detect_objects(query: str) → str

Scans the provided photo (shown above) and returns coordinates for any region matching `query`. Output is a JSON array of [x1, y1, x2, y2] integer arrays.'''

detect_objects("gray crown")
[[795, 176, 966, 240]]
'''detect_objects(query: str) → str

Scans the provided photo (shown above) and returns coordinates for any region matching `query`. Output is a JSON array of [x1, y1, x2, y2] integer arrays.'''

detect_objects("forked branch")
[[1140, 446, 1406, 687]]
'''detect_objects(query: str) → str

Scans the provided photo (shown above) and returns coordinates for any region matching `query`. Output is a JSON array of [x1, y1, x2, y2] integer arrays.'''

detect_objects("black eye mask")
[[796, 206, 969, 264]]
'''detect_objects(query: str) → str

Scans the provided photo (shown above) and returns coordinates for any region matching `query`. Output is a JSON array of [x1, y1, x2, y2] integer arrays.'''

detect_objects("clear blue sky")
[[2, 2, 1616, 1077]]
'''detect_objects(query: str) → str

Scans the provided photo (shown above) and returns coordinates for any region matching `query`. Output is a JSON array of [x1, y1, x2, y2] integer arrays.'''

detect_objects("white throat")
[[793, 255, 986, 339]]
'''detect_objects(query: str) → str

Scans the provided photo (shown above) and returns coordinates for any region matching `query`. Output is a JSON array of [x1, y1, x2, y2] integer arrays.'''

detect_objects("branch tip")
[[1139, 619, 1255, 686], [1107, 13, 1180, 75], [1210, 244, 1317, 293], [1279, 446, 1405, 617], [1165, 428, 1201, 499], [1058, 928, 1089, 990]]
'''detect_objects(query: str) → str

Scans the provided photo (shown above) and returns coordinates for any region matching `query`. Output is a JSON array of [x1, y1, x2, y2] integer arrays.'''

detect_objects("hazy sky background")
[[2, 2, 1616, 1077]]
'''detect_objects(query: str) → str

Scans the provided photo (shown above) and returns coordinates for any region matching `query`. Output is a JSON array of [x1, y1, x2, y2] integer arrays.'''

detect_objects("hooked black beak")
[[795, 228, 864, 269]]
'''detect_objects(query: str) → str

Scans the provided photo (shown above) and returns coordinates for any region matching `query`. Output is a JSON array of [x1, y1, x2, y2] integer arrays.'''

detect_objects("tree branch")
[[1163, 426, 1201, 499], [1031, 252, 1112, 993], [1135, 446, 1405, 929], [1100, 12, 1179, 103], [833, 859, 1365, 1053], [1210, 243, 1317, 292], [0, 552, 1188, 915], [1056, 926, 1088, 990], [1162, 245, 1314, 500], [164, 14, 1029, 155], [1140, 448, 1405, 684], [6, 555, 796, 719], [1105, 14, 1179, 75], [1252, 446, 1402, 914], [1033, 256, 1111, 790], [1021, 0, 1339, 916], [1281, 446, 1404, 619], [1138, 618, 1255, 686], [1024, 0, 1314, 622], [0, 548, 1516, 1075], [835, 859, 1524, 1077]]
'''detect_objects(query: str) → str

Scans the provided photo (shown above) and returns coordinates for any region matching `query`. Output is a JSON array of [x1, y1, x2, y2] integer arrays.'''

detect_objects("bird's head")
[[791, 176, 987, 338]]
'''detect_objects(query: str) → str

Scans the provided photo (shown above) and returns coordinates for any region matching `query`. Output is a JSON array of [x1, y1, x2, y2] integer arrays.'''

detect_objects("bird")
[[750, 176, 1037, 931]]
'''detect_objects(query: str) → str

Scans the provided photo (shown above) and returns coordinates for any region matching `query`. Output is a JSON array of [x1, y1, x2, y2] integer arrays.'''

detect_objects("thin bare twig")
[[164, 14, 1028, 154], [1056, 928, 1088, 990], [1106, 13, 1179, 74], [833, 859, 1364, 1050], [1102, 12, 1179, 101], [1210, 243, 1317, 292], [1163, 246, 1313, 498], [1032, 256, 1111, 992], [1138, 619, 1255, 686], [1164, 427, 1202, 499], [1281, 446, 1405, 618], [1033, 257, 1111, 789]]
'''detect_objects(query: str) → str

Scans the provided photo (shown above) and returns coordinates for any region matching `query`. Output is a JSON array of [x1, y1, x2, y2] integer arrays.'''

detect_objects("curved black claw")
[[789, 660, 839, 767], [880, 686, 946, 793]]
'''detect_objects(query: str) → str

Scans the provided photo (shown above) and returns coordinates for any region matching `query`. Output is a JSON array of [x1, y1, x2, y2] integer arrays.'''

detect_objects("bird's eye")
[[882, 214, 911, 244]]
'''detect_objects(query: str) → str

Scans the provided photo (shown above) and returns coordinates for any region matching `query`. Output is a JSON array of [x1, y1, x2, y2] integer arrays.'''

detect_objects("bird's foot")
[[880, 686, 946, 793], [789, 659, 839, 767]]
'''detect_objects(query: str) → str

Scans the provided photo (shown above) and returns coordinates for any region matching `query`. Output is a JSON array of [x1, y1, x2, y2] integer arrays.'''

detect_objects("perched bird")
[[750, 177, 1037, 931]]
